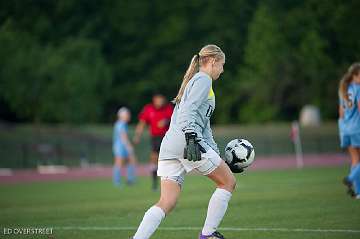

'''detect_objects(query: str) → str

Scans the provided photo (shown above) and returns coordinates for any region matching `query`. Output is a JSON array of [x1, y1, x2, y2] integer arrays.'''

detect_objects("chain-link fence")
[[0, 124, 342, 169]]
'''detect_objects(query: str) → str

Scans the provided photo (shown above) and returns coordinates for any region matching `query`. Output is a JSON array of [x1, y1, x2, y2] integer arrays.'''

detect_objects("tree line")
[[0, 0, 359, 124]]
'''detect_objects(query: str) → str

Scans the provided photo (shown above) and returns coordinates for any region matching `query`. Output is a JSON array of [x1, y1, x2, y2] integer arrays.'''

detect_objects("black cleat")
[[343, 177, 355, 198]]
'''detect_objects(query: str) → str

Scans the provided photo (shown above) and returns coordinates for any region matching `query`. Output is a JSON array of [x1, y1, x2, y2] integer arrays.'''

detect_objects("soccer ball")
[[224, 139, 255, 169]]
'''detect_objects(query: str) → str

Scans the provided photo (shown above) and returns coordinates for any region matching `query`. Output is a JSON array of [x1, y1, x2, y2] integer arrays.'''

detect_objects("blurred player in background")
[[133, 45, 241, 239], [112, 107, 137, 187], [338, 63, 360, 199], [133, 94, 173, 191]]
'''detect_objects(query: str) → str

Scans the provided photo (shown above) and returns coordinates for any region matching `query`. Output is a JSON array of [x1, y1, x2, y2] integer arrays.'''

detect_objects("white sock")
[[202, 188, 232, 235], [133, 206, 165, 239]]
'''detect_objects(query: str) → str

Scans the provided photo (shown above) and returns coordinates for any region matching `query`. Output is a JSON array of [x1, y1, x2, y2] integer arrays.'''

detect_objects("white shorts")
[[157, 148, 222, 187]]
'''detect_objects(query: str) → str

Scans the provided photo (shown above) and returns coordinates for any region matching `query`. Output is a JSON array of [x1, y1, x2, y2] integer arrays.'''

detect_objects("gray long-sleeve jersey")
[[159, 71, 220, 160]]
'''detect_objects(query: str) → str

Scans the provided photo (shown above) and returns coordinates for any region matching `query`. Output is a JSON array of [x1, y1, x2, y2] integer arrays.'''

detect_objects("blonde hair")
[[173, 44, 225, 104], [339, 62, 360, 106]]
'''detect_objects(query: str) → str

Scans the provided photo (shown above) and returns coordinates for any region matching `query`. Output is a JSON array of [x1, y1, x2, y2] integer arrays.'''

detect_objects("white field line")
[[54, 226, 360, 233]]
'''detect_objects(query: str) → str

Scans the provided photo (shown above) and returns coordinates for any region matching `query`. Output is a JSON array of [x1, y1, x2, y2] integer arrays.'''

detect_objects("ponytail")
[[173, 54, 200, 104], [339, 63, 360, 106], [173, 44, 225, 104]]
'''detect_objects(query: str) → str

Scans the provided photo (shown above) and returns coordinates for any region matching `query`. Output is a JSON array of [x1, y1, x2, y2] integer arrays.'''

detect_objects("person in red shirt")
[[134, 94, 174, 190]]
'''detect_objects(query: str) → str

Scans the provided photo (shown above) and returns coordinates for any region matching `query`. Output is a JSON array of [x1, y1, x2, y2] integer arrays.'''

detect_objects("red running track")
[[0, 154, 350, 184]]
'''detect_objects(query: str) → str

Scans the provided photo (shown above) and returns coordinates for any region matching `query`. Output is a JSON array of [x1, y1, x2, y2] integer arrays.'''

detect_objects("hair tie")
[[196, 53, 200, 58]]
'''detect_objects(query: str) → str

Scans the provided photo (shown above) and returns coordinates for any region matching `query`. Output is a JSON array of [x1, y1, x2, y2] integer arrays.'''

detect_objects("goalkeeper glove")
[[184, 132, 206, 161]]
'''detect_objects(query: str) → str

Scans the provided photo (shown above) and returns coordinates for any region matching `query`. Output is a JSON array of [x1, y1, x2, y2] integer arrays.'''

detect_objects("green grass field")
[[1, 166, 360, 239]]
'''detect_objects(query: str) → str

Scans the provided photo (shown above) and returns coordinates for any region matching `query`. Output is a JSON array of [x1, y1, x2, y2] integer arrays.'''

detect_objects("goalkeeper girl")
[[133, 44, 241, 239], [339, 63, 360, 199]]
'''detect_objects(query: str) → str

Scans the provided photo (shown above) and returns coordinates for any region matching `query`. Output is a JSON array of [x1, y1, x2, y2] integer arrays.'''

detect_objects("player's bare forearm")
[[339, 105, 344, 119], [134, 120, 146, 143], [121, 132, 134, 153]]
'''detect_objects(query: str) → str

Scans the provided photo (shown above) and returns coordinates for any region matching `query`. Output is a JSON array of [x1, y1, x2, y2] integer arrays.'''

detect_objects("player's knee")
[[228, 175, 237, 192], [218, 174, 236, 192], [224, 174, 236, 192], [114, 158, 122, 167], [156, 198, 177, 214]]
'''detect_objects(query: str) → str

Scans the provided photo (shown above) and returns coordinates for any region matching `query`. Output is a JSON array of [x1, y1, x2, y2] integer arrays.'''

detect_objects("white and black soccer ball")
[[224, 139, 255, 169]]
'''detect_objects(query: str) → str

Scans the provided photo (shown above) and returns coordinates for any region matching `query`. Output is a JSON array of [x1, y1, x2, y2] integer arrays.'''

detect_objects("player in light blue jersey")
[[112, 107, 136, 186], [133, 45, 241, 239], [338, 63, 360, 199]]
